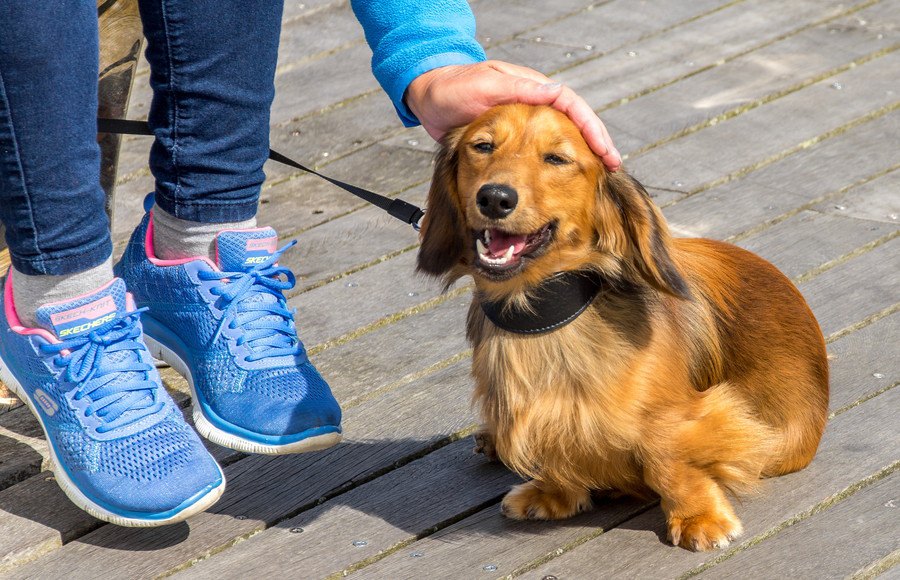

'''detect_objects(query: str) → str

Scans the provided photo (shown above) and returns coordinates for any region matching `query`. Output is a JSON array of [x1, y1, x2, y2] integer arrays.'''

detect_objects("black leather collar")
[[479, 270, 604, 334]]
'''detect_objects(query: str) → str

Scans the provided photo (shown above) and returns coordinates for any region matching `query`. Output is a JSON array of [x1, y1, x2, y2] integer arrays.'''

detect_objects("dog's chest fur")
[[466, 299, 654, 493]]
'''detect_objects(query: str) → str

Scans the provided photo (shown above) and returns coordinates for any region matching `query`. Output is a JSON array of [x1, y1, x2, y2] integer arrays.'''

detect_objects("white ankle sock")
[[12, 257, 114, 329], [152, 204, 257, 261]]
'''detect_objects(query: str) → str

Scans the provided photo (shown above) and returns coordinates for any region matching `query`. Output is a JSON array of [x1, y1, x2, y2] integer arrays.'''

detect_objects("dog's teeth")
[[476, 238, 488, 256], [484, 230, 492, 244], [504, 245, 515, 260]]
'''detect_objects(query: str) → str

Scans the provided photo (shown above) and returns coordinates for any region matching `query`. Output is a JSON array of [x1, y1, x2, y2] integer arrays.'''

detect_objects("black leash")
[[97, 118, 425, 230]]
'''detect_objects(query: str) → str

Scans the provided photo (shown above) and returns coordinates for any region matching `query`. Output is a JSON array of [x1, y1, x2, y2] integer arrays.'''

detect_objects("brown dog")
[[416, 104, 829, 551]]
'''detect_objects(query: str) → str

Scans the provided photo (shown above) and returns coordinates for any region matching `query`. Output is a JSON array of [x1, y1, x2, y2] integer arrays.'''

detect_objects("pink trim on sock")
[[145, 210, 218, 269], [3, 270, 62, 344]]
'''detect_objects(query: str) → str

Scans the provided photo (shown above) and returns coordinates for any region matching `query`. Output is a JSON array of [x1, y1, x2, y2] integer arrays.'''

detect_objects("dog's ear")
[[601, 171, 691, 299], [416, 129, 467, 278]]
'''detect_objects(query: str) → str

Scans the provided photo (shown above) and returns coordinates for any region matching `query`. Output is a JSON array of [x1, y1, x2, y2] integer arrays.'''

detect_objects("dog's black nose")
[[476, 183, 518, 219]]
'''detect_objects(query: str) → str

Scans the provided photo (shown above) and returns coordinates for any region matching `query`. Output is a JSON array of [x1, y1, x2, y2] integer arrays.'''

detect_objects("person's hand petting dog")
[[405, 60, 622, 172]]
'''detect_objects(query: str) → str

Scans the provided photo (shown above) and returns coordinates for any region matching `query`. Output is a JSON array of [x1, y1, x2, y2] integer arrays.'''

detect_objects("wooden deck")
[[1, 0, 899, 577]]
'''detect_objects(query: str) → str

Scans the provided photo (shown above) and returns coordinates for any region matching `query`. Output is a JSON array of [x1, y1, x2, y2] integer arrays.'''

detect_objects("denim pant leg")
[[0, 1, 111, 276], [138, 0, 284, 223]]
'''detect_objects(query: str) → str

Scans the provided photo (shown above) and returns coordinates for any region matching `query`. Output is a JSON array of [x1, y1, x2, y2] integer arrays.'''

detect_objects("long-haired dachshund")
[[416, 104, 829, 551]]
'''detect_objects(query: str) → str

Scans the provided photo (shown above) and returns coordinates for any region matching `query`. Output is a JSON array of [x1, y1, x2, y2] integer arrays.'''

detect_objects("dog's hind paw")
[[500, 481, 592, 520], [473, 430, 499, 462], [667, 512, 743, 551]]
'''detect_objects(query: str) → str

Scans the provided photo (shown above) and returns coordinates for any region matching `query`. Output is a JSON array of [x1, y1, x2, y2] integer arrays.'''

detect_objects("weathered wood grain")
[[0, 408, 48, 492], [826, 313, 899, 414], [485, 0, 733, 76], [601, 1, 899, 154], [815, 167, 900, 225], [663, 111, 899, 240], [695, 471, 899, 580], [291, 248, 445, 347], [278, 185, 427, 295], [800, 237, 899, 338], [555, 0, 878, 113], [354, 500, 654, 580], [520, 386, 900, 580], [737, 209, 897, 281], [625, 49, 900, 194], [174, 438, 522, 579]]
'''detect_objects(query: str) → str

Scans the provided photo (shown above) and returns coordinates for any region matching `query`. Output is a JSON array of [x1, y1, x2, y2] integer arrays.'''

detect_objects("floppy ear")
[[416, 129, 467, 278], [602, 171, 691, 299]]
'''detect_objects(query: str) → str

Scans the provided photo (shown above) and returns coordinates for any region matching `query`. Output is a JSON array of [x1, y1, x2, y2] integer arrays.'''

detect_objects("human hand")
[[405, 60, 621, 171]]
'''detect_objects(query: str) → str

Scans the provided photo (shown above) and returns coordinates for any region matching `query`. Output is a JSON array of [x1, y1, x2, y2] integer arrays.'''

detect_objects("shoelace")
[[40, 308, 164, 434], [201, 242, 303, 361]]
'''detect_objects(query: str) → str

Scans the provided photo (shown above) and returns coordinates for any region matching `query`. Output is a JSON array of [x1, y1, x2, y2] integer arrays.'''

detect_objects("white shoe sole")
[[144, 336, 342, 455], [0, 350, 225, 527]]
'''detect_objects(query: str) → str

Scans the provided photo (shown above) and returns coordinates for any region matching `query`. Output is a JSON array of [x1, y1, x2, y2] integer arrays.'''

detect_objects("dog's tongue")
[[487, 229, 528, 257]]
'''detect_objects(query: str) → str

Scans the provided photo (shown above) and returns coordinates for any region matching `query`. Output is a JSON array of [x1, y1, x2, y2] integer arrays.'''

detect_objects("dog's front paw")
[[500, 481, 592, 520], [473, 429, 499, 462], [667, 511, 743, 551]]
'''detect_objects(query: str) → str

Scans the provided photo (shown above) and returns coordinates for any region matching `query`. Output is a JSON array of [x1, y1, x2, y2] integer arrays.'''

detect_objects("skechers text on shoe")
[[0, 274, 225, 526]]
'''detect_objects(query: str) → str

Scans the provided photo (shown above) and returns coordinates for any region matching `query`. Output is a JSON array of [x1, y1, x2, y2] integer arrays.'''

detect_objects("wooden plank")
[[6, 361, 477, 579], [600, 1, 899, 154], [0, 408, 48, 491], [826, 313, 899, 413], [815, 166, 900, 224], [555, 0, 876, 111], [173, 438, 522, 579], [663, 111, 899, 240], [624, 49, 900, 194], [737, 208, 897, 281], [800, 237, 899, 338], [278, 185, 426, 296], [291, 249, 448, 347], [484, 0, 734, 75], [353, 501, 653, 580], [520, 385, 900, 580], [694, 472, 900, 579]]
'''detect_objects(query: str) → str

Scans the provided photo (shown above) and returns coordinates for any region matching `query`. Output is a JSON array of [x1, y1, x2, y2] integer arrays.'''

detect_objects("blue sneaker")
[[0, 274, 225, 526], [115, 211, 342, 455]]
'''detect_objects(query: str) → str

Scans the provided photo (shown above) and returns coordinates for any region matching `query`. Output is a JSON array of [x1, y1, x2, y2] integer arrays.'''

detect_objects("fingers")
[[550, 85, 622, 171], [487, 61, 621, 171]]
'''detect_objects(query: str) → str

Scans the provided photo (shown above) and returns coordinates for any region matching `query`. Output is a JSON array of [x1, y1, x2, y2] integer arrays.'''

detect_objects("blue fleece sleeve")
[[351, 0, 487, 127]]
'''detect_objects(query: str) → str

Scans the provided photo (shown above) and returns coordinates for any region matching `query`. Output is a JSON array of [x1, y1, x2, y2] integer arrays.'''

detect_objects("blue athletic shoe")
[[0, 274, 225, 526], [115, 211, 342, 455]]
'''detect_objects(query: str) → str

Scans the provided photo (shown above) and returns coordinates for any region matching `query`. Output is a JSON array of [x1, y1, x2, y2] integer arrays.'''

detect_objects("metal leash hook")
[[97, 118, 426, 232]]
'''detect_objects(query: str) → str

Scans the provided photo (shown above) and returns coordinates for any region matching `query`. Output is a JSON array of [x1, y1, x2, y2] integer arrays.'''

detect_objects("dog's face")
[[418, 104, 688, 299]]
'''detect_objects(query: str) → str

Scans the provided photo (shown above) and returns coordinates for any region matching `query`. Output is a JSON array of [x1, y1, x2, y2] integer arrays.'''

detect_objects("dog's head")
[[417, 104, 689, 299]]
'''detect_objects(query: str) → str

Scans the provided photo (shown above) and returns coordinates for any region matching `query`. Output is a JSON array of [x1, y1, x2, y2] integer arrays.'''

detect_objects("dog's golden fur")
[[417, 104, 829, 551]]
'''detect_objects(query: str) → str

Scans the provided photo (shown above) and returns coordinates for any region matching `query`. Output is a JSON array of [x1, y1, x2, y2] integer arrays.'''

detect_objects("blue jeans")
[[0, 0, 283, 276]]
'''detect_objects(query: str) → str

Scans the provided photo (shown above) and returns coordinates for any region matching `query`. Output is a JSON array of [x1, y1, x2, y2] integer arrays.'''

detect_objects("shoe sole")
[[144, 336, 342, 455], [0, 350, 226, 527]]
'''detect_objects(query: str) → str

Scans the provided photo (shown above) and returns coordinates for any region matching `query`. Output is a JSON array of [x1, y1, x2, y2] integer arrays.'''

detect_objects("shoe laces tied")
[[201, 241, 302, 361], [39, 308, 164, 434]]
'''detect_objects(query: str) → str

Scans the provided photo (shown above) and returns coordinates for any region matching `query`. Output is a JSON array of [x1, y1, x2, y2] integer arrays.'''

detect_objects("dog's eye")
[[544, 153, 570, 166], [473, 142, 495, 154]]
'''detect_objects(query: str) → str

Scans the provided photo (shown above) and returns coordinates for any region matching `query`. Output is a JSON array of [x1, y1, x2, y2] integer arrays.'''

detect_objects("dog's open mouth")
[[473, 222, 556, 278]]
